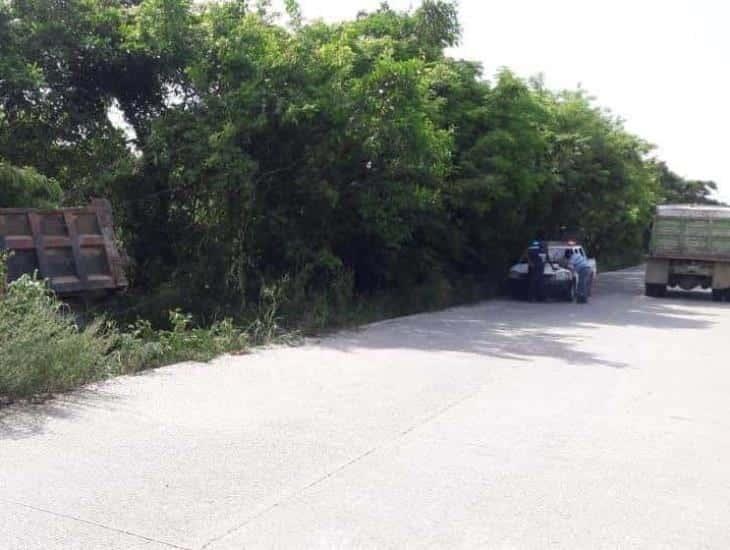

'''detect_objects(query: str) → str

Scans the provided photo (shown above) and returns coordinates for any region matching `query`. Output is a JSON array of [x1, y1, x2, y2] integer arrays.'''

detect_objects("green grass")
[[107, 311, 253, 376]]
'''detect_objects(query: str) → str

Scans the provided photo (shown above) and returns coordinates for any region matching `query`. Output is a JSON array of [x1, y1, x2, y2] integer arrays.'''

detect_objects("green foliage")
[[0, 159, 62, 207], [0, 256, 256, 399], [109, 311, 251, 374], [414, 1, 460, 54], [540, 90, 659, 259], [0, 274, 111, 398], [284, 0, 302, 29], [0, 250, 10, 295], [0, 0, 132, 191], [656, 161, 722, 205]]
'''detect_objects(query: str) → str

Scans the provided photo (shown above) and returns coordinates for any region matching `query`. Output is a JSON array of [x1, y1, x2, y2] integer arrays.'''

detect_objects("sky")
[[278, 0, 730, 202]]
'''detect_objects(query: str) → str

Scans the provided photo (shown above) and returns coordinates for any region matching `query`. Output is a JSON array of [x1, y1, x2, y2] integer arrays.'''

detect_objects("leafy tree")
[[0, 0, 133, 197], [542, 90, 659, 258], [656, 162, 720, 205], [0, 159, 62, 208]]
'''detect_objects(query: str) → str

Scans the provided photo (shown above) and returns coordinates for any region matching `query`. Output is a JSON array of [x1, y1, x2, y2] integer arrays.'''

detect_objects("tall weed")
[[0, 275, 112, 398], [109, 311, 250, 374]]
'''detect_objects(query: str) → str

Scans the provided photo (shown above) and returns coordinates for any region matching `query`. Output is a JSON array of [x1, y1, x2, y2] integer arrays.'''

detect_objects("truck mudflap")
[[0, 199, 128, 296], [712, 263, 730, 290], [645, 258, 669, 285]]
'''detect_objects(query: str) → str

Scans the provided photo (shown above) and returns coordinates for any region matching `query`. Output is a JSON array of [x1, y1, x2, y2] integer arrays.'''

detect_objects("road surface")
[[2, 268, 730, 549]]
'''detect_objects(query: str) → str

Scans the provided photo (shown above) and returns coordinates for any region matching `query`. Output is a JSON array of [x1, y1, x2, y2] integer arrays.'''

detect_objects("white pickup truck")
[[508, 241, 597, 301]]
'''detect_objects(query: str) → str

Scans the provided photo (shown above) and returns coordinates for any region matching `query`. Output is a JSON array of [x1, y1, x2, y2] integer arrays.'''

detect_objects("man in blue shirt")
[[565, 248, 593, 303]]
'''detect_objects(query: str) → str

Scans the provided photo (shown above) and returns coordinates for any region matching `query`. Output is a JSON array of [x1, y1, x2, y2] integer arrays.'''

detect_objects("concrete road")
[[2, 268, 730, 549]]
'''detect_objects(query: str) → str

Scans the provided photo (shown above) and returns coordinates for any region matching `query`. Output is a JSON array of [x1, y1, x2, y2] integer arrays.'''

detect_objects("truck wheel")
[[645, 284, 665, 298], [712, 289, 724, 302]]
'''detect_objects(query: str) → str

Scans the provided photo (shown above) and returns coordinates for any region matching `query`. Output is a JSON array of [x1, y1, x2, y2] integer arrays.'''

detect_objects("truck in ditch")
[[0, 199, 127, 297], [645, 204, 730, 301]]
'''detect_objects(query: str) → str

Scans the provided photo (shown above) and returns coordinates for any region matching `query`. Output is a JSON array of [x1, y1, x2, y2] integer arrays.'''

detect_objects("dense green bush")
[[0, 274, 111, 398]]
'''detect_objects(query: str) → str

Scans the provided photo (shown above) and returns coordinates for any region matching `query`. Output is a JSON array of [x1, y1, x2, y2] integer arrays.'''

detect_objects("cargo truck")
[[645, 204, 730, 301]]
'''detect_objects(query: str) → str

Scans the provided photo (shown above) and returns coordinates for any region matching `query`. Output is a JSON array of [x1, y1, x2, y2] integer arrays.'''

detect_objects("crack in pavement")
[[2, 499, 192, 550], [200, 386, 485, 549]]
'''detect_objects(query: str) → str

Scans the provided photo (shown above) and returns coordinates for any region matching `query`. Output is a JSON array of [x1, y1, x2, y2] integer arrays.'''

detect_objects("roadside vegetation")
[[0, 269, 111, 399], [0, 254, 282, 400], [0, 0, 720, 400]]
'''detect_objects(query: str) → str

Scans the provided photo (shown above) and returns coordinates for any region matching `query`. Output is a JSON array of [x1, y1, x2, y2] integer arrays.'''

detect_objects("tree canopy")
[[656, 162, 720, 205]]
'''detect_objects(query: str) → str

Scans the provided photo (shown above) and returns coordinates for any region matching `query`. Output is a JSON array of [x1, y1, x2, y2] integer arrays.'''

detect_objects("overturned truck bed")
[[0, 199, 127, 296]]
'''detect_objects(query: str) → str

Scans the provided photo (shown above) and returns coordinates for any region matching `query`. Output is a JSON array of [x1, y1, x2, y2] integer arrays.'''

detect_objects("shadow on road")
[[323, 268, 722, 370], [0, 387, 123, 441]]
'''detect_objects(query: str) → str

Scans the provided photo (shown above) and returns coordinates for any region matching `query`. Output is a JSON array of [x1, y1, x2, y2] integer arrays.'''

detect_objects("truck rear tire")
[[645, 283, 666, 298]]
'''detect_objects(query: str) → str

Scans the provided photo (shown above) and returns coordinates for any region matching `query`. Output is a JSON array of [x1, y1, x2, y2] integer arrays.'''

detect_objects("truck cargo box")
[[0, 199, 127, 295], [651, 204, 730, 261]]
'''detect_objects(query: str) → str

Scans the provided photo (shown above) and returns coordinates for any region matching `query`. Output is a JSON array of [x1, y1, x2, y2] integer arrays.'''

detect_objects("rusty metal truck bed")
[[0, 199, 127, 295]]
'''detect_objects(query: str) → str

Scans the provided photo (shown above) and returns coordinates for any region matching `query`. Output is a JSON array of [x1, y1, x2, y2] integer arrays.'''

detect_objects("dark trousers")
[[528, 262, 545, 301]]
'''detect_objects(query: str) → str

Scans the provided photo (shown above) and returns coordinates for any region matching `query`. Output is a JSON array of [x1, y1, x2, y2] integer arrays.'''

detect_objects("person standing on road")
[[565, 248, 593, 304], [537, 240, 549, 301], [527, 240, 545, 302]]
